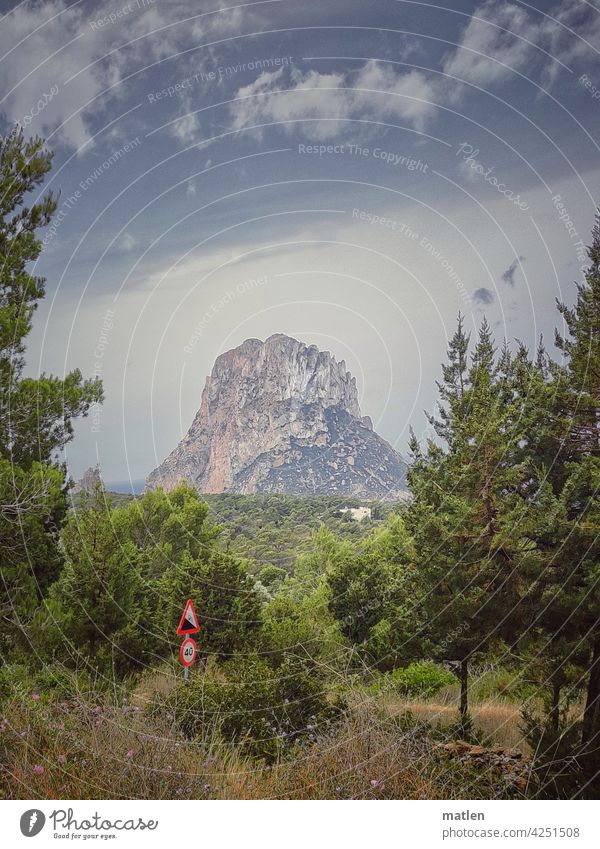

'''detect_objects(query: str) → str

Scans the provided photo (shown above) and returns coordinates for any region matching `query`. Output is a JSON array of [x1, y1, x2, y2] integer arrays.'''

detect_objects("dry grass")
[[0, 691, 519, 800], [384, 697, 527, 752]]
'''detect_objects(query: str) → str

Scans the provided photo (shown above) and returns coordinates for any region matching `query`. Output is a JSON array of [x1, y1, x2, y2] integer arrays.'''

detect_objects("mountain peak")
[[146, 335, 406, 500]]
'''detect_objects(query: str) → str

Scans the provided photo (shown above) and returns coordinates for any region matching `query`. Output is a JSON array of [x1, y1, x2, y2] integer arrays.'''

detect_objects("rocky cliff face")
[[146, 334, 407, 500], [72, 465, 103, 495]]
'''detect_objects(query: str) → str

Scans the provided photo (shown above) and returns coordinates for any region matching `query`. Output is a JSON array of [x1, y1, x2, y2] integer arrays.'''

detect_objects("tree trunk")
[[459, 658, 469, 738], [582, 633, 600, 748], [550, 679, 561, 733]]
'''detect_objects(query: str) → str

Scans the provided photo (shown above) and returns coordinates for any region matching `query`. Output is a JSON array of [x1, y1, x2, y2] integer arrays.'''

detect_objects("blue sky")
[[1, 0, 599, 485]]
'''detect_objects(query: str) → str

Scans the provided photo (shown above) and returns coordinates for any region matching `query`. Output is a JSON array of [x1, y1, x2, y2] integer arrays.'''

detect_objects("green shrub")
[[470, 667, 535, 702], [0, 663, 89, 707], [521, 709, 587, 798], [368, 662, 457, 698], [166, 653, 344, 761], [0, 664, 31, 704], [257, 565, 287, 592]]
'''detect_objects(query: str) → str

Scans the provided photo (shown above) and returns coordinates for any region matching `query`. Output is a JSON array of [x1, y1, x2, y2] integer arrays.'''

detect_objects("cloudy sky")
[[2, 0, 599, 486]]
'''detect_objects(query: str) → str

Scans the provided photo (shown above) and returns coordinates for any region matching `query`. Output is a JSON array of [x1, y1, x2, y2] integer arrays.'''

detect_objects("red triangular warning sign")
[[177, 599, 200, 635]]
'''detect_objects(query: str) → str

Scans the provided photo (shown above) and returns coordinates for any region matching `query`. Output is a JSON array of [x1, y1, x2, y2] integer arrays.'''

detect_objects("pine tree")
[[554, 216, 600, 763], [42, 484, 140, 673], [406, 319, 544, 734], [0, 128, 102, 651], [326, 514, 415, 669], [120, 484, 262, 660]]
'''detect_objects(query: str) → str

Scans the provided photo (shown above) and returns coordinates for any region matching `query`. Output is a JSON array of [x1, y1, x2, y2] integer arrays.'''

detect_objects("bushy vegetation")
[[166, 652, 343, 761], [204, 493, 392, 573], [368, 662, 458, 698], [1, 129, 599, 799]]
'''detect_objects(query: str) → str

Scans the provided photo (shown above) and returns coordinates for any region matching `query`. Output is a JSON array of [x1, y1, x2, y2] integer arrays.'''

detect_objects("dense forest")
[[1, 128, 599, 800], [101, 491, 395, 576]]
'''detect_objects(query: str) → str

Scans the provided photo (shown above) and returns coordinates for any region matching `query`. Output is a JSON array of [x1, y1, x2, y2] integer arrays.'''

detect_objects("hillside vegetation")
[[1, 129, 599, 800]]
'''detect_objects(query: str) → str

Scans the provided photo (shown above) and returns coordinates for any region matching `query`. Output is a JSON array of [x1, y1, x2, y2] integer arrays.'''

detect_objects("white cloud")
[[442, 0, 600, 93], [228, 61, 438, 141], [221, 1, 600, 146], [6, 0, 595, 153], [169, 111, 201, 145], [442, 2, 535, 90], [538, 0, 600, 86], [457, 156, 481, 184], [0, 0, 251, 149], [0, 1, 108, 149], [119, 232, 136, 252]]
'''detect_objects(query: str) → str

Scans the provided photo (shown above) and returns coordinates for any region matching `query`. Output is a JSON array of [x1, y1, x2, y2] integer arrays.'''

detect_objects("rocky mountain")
[[146, 334, 407, 500], [71, 465, 103, 495]]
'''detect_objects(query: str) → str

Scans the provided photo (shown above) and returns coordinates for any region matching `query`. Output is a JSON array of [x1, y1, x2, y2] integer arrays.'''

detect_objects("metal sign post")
[[177, 600, 200, 680]]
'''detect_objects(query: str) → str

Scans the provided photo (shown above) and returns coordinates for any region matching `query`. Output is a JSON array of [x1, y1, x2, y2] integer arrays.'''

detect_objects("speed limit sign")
[[179, 637, 197, 667]]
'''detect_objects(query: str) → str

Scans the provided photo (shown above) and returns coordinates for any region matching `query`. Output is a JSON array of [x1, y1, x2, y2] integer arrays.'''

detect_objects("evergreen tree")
[[554, 218, 600, 760], [120, 484, 262, 659], [41, 484, 263, 674], [41, 485, 141, 674], [406, 319, 545, 734], [0, 128, 102, 651], [326, 514, 415, 670]]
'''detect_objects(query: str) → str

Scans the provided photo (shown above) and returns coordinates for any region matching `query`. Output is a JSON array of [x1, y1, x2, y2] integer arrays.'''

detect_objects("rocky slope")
[[146, 334, 407, 500], [71, 465, 103, 495]]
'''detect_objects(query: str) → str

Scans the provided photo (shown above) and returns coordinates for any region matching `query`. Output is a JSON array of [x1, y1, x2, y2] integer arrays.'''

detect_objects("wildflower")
[[125, 750, 134, 759], [203, 783, 211, 792], [58, 754, 66, 764], [175, 788, 182, 795], [165, 765, 172, 773], [33, 765, 44, 775], [370, 779, 379, 787], [31, 694, 40, 702]]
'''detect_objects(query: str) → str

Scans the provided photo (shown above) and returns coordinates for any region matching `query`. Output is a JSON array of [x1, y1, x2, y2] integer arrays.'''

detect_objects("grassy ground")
[[0, 679, 528, 800], [384, 697, 525, 751]]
